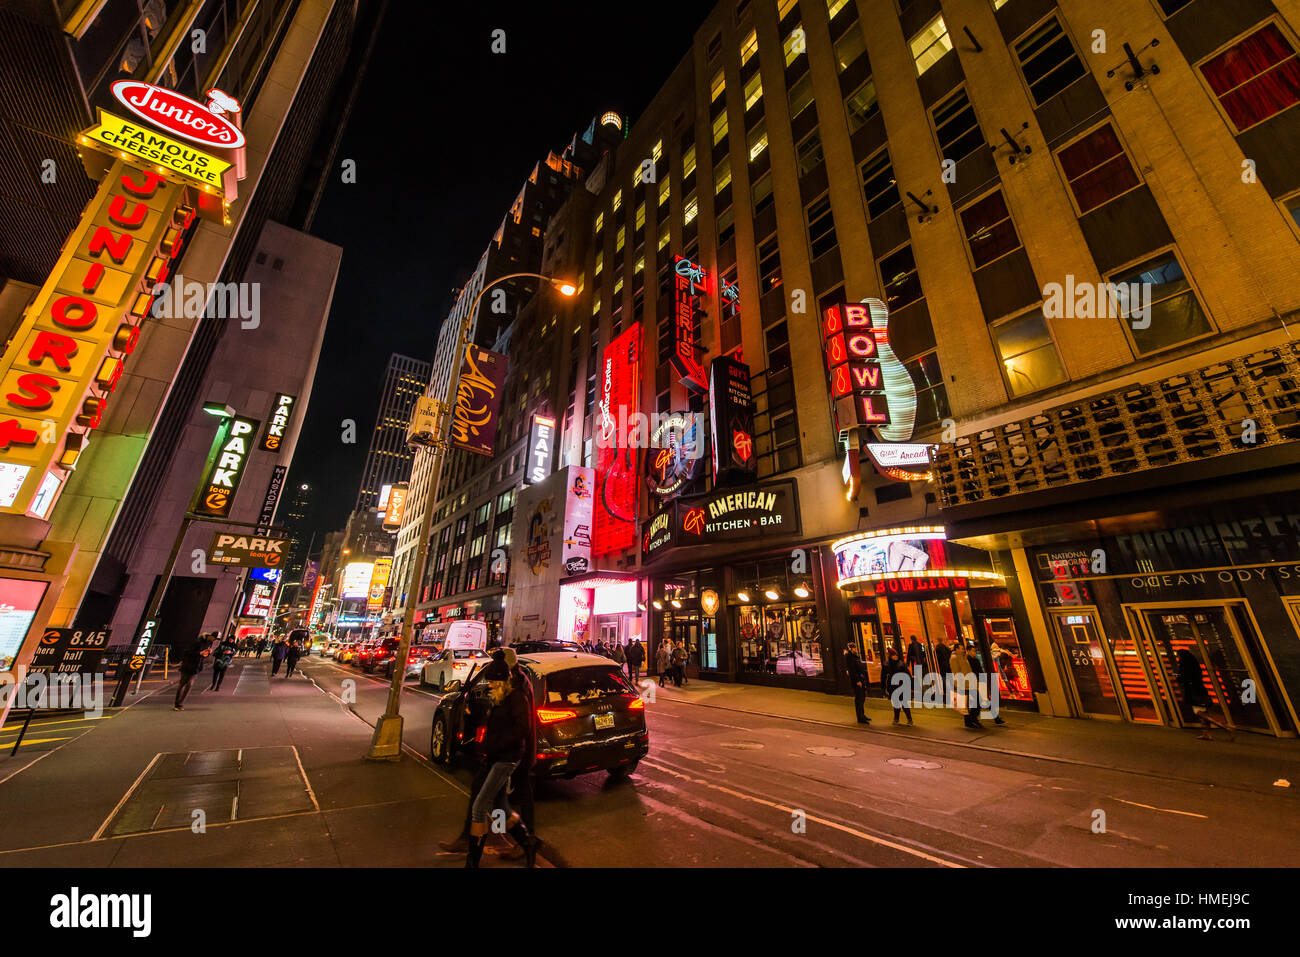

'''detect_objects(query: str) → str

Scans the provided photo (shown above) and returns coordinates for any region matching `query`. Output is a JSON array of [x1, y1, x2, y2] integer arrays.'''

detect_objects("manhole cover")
[[719, 740, 765, 751], [887, 758, 943, 770], [806, 746, 855, 757]]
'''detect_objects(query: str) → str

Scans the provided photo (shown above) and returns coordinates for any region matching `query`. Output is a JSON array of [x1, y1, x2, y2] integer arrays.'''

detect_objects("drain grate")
[[806, 746, 855, 757], [719, 740, 765, 751]]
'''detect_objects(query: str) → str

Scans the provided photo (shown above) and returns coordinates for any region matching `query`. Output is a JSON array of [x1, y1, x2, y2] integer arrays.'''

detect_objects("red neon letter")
[[822, 305, 843, 339], [7, 372, 59, 411], [0, 418, 39, 451], [50, 296, 98, 331], [108, 195, 148, 227], [27, 331, 79, 372], [119, 168, 167, 197], [87, 226, 131, 264]]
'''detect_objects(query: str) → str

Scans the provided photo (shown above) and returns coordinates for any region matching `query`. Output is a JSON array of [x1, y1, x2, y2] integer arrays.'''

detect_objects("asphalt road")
[[301, 654, 1296, 868]]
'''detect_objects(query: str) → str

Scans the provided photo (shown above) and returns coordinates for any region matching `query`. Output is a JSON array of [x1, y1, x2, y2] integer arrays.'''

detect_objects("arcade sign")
[[0, 164, 187, 517], [865, 441, 937, 483], [260, 393, 296, 451], [671, 256, 708, 392]]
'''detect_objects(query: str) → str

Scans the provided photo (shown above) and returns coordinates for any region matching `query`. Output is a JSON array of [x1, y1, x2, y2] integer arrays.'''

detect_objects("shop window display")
[[738, 602, 825, 676]]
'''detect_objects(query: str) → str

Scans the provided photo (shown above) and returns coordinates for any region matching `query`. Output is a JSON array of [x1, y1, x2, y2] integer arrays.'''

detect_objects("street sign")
[[209, 532, 291, 568], [193, 417, 260, 519], [29, 628, 110, 675], [110, 618, 156, 707]]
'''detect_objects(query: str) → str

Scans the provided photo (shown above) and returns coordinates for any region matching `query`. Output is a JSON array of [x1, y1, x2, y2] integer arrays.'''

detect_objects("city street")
[[1, 655, 1294, 869]]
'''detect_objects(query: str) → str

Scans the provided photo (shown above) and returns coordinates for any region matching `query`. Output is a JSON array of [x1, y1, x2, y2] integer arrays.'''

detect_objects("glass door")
[[1048, 609, 1125, 719], [1140, 605, 1277, 733]]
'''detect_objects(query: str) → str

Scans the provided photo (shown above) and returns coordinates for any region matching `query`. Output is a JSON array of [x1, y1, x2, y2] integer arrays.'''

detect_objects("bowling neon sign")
[[821, 298, 918, 444]]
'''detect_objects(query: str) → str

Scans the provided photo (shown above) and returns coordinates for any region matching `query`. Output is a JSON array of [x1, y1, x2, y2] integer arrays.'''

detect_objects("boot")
[[465, 835, 487, 868], [507, 822, 539, 868]]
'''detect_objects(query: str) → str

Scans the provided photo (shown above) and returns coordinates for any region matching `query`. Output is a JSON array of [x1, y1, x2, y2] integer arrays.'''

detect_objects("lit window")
[[616, 225, 625, 251], [613, 189, 622, 213], [653, 139, 663, 162], [684, 194, 699, 225], [1198, 23, 1300, 132], [1110, 252, 1213, 355], [778, 0, 797, 16], [635, 255, 645, 273], [595, 211, 604, 232], [993, 310, 1068, 398], [592, 296, 601, 316], [711, 69, 726, 103], [635, 202, 646, 230], [834, 26, 867, 73], [994, 0, 1011, 8], [683, 144, 697, 178], [658, 220, 670, 250], [614, 274, 624, 294], [712, 109, 729, 145], [740, 29, 758, 65], [744, 72, 763, 111], [783, 22, 805, 66], [715, 157, 732, 193], [911, 15, 952, 76], [658, 177, 670, 207], [594, 250, 603, 275], [748, 120, 769, 162], [827, 0, 849, 18]]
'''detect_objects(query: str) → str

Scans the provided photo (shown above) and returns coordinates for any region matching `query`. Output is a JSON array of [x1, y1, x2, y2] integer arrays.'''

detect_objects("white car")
[[421, 648, 491, 690]]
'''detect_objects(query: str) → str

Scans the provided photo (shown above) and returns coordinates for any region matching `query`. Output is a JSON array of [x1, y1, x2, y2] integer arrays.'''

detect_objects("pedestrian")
[[626, 638, 644, 685], [285, 637, 302, 678], [882, 647, 913, 725], [934, 637, 952, 678], [500, 649, 539, 861], [270, 636, 288, 676], [256, 637, 268, 658], [843, 645, 871, 725], [208, 633, 237, 691], [1177, 649, 1234, 741], [466, 651, 539, 868], [670, 641, 687, 687], [173, 634, 213, 710], [949, 641, 983, 729], [656, 639, 672, 687]]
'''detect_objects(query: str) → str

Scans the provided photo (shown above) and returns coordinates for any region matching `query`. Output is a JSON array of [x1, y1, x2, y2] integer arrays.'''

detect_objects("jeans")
[[271, 657, 284, 675], [470, 760, 519, 825], [627, 664, 639, 685], [209, 666, 228, 690], [174, 673, 196, 707]]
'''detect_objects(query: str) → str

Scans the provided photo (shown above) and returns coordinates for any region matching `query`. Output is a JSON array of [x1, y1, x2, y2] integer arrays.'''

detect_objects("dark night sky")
[[293, 1, 711, 540]]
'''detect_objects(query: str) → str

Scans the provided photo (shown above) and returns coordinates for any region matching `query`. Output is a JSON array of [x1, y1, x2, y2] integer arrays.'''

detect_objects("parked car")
[[511, 639, 583, 655], [324, 640, 342, 658], [420, 647, 491, 689], [336, 641, 360, 664], [400, 642, 439, 678], [429, 652, 649, 780], [364, 637, 402, 674], [352, 640, 380, 669]]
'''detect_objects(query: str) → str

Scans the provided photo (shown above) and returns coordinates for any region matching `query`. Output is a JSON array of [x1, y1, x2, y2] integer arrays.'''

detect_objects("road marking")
[[92, 752, 163, 840], [0, 736, 72, 747], [291, 745, 321, 812], [642, 757, 967, 868], [1114, 798, 1208, 819]]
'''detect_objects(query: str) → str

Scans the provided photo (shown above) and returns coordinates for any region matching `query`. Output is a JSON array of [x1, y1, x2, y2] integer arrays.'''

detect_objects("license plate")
[[594, 713, 615, 730]]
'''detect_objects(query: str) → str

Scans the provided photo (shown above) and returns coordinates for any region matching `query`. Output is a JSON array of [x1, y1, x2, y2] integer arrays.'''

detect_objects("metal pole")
[[9, 709, 34, 756], [366, 273, 568, 759]]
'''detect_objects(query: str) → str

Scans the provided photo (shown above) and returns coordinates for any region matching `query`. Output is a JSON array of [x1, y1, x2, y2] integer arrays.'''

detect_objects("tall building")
[[388, 117, 622, 630], [0, 0, 382, 692], [354, 353, 431, 512]]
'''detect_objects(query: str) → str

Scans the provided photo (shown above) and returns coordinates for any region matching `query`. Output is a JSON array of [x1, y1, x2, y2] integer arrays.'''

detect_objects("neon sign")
[[193, 416, 259, 519], [0, 164, 187, 516], [260, 393, 296, 451], [671, 256, 708, 392], [110, 81, 246, 149], [594, 325, 641, 555]]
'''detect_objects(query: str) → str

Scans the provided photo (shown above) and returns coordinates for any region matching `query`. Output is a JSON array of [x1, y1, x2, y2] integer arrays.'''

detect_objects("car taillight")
[[407, 657, 416, 663], [475, 726, 485, 743], [536, 707, 578, 724], [628, 697, 646, 711]]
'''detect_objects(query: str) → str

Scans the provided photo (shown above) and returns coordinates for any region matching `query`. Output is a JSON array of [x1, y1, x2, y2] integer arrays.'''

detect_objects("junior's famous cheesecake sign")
[[111, 81, 246, 149]]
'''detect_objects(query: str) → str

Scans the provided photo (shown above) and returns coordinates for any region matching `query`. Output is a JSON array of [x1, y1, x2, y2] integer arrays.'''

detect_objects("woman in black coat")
[[881, 647, 913, 725], [1177, 649, 1234, 741]]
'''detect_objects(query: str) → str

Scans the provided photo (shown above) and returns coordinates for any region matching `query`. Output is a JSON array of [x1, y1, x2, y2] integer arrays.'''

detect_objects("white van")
[[418, 619, 488, 652]]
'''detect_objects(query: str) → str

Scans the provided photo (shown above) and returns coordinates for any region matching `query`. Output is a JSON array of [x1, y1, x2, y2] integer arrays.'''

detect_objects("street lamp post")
[[366, 273, 575, 760]]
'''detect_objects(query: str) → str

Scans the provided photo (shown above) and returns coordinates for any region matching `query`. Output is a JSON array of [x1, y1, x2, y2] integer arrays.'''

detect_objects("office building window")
[[1156, 0, 1192, 14], [861, 149, 901, 220], [741, 28, 759, 66], [911, 16, 952, 75], [683, 144, 697, 179], [992, 309, 1068, 397], [796, 129, 824, 176], [783, 21, 805, 66], [806, 195, 838, 258], [904, 351, 950, 430], [744, 72, 763, 112], [748, 119, 769, 162], [1014, 16, 1087, 105], [933, 88, 984, 163], [711, 69, 726, 105], [712, 109, 729, 145], [834, 26, 868, 73], [1056, 122, 1140, 214], [1198, 23, 1300, 132], [753, 171, 775, 217], [758, 234, 782, 292], [846, 79, 879, 132], [1110, 252, 1213, 355], [878, 244, 924, 311], [684, 192, 699, 225], [959, 189, 1022, 268], [788, 72, 814, 122], [714, 157, 732, 194]]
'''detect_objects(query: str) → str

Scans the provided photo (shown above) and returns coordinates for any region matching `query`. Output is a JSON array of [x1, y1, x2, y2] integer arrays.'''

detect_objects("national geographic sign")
[[193, 416, 259, 519], [209, 532, 291, 568]]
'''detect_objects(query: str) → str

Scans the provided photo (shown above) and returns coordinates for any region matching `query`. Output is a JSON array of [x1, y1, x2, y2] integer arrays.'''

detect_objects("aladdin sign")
[[449, 345, 507, 456]]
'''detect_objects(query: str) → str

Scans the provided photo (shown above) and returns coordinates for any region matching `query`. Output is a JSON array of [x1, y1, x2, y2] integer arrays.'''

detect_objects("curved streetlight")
[[366, 272, 575, 760]]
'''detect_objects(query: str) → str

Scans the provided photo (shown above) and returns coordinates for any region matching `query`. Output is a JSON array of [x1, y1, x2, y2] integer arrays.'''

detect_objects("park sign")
[[30, 628, 110, 675], [193, 416, 259, 519], [209, 532, 291, 568], [0, 162, 186, 518], [260, 393, 296, 451]]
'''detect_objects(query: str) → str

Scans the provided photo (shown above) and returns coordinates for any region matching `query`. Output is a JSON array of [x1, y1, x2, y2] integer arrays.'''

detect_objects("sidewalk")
[[0, 658, 489, 867], [651, 677, 1300, 796]]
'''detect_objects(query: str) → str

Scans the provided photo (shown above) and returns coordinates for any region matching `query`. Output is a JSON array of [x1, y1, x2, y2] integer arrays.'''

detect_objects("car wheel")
[[607, 761, 638, 780], [435, 671, 445, 690], [430, 715, 450, 764]]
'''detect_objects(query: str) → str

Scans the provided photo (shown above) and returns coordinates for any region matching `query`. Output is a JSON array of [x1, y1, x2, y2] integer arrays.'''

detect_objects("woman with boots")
[[467, 651, 539, 868]]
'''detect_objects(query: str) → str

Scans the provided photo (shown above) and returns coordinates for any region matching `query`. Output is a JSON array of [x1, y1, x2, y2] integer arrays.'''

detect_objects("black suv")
[[429, 652, 649, 780]]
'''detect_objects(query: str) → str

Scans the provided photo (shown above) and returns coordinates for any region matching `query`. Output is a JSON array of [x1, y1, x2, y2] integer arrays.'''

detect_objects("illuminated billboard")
[[449, 345, 508, 456], [831, 526, 1002, 589], [340, 562, 376, 600], [671, 256, 708, 392], [594, 324, 641, 555]]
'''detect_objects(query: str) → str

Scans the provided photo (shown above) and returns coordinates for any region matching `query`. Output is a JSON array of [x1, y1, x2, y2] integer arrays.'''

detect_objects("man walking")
[[844, 645, 871, 725], [656, 639, 672, 687], [285, 637, 302, 678], [626, 638, 645, 685], [270, 636, 288, 676], [950, 642, 983, 729], [208, 633, 237, 691], [173, 634, 213, 710]]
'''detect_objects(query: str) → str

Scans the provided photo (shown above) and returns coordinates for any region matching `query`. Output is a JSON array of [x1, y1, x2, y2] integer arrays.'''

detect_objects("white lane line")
[[92, 752, 163, 841], [1113, 798, 1208, 819], [642, 757, 966, 868]]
